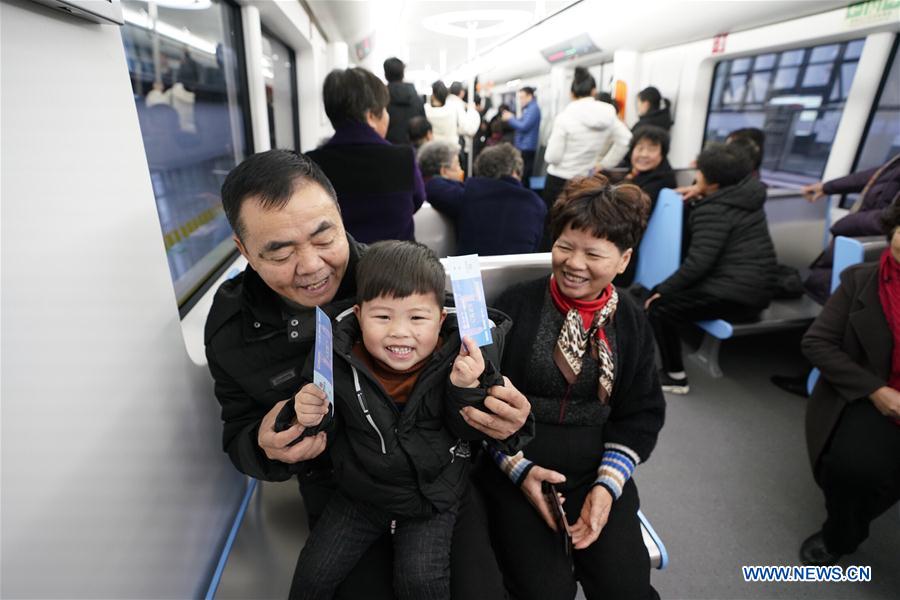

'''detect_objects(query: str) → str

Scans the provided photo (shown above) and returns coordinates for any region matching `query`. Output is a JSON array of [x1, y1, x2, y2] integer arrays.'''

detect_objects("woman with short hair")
[[476, 175, 665, 600], [306, 67, 425, 243]]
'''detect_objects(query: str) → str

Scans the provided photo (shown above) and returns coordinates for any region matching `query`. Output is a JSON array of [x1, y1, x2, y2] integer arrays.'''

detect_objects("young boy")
[[286, 240, 510, 600], [644, 142, 777, 393]]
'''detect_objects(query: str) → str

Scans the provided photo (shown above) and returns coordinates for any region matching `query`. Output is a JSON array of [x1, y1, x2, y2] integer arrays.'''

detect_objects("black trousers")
[[540, 174, 570, 251], [646, 289, 761, 372], [521, 150, 536, 189], [475, 460, 651, 600], [297, 474, 507, 600], [291, 492, 455, 600], [816, 399, 900, 555]]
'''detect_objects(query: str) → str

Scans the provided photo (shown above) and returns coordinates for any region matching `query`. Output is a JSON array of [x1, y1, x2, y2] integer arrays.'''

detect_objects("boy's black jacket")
[[283, 306, 531, 517]]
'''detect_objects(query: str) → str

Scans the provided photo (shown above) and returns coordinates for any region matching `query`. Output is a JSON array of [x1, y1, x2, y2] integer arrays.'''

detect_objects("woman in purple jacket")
[[307, 68, 426, 243], [804, 154, 900, 303]]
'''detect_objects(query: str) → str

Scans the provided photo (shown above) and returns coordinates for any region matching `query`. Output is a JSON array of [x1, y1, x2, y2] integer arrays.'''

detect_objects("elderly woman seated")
[[419, 142, 546, 256], [475, 174, 665, 600], [800, 201, 900, 566]]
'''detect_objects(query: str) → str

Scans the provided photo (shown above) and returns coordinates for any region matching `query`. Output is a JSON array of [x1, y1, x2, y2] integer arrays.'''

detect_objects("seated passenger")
[[307, 67, 425, 243], [409, 116, 434, 149], [418, 139, 464, 204], [610, 125, 676, 287], [476, 175, 664, 600], [803, 153, 900, 304], [427, 143, 547, 256], [633, 86, 673, 132], [645, 143, 777, 394], [800, 202, 900, 566], [725, 128, 765, 179], [289, 240, 513, 599]]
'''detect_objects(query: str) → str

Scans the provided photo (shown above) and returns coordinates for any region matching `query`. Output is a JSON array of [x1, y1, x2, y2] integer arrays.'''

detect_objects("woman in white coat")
[[541, 67, 632, 249]]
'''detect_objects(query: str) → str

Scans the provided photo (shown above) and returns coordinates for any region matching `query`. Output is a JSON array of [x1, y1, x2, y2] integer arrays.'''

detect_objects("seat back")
[[441, 253, 552, 306], [414, 201, 457, 258], [634, 188, 683, 290]]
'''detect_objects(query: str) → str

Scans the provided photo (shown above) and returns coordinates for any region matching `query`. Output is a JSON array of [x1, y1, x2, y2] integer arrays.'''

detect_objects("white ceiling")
[[307, 0, 576, 77]]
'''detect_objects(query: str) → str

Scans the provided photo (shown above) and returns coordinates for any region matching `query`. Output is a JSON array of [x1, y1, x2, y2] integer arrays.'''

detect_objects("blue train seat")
[[634, 188, 683, 290]]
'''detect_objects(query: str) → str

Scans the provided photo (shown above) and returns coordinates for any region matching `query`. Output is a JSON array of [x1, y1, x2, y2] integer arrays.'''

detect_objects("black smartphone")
[[541, 481, 573, 557]]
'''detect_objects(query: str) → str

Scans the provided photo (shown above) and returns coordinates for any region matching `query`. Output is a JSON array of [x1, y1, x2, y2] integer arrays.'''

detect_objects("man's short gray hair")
[[475, 143, 523, 179], [417, 140, 459, 178]]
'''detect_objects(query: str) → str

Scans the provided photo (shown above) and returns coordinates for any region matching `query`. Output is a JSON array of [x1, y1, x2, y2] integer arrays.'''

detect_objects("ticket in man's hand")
[[313, 307, 335, 413], [443, 254, 493, 347]]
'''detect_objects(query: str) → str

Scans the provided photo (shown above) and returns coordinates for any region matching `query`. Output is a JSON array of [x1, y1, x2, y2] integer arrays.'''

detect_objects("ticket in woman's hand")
[[443, 254, 493, 347]]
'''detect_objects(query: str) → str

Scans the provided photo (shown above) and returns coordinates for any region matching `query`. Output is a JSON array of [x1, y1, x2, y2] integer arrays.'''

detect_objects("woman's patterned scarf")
[[549, 276, 618, 404]]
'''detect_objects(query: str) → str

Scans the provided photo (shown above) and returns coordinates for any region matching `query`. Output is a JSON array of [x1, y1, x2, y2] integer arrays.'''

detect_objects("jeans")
[[290, 491, 457, 600]]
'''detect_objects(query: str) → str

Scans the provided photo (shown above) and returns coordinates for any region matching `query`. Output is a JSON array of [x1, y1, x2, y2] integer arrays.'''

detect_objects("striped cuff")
[[594, 443, 640, 500], [487, 445, 534, 486]]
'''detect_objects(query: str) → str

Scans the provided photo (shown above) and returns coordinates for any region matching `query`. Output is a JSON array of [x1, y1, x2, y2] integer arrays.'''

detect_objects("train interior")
[[2, 0, 899, 598]]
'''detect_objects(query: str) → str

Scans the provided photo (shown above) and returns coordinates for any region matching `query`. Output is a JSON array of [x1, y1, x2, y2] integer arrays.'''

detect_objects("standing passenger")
[[426, 81, 461, 145], [542, 67, 632, 248], [502, 86, 541, 189], [383, 57, 426, 145], [307, 67, 425, 243], [634, 86, 673, 132]]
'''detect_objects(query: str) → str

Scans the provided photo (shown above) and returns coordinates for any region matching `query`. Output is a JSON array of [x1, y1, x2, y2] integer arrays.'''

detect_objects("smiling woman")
[[476, 174, 664, 600]]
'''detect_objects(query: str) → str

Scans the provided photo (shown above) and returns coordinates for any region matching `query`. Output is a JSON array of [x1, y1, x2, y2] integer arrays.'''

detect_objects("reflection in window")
[[810, 44, 839, 63], [755, 54, 777, 70], [120, 0, 249, 307], [774, 67, 799, 89], [855, 39, 900, 170], [780, 49, 805, 66], [262, 31, 299, 151], [802, 63, 833, 87], [704, 38, 863, 182]]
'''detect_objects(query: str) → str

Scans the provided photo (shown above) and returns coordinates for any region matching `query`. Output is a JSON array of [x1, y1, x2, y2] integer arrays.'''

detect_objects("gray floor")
[[216, 331, 900, 600]]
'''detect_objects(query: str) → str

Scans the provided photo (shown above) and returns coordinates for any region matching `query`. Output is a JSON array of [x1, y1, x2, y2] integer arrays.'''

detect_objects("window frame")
[[851, 33, 899, 172], [261, 25, 301, 152]]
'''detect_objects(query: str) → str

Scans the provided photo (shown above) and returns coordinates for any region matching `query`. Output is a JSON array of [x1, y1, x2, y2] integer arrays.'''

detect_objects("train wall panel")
[[0, 0, 244, 596]]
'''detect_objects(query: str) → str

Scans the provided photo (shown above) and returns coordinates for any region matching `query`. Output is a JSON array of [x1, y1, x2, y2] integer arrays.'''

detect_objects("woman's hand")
[[521, 465, 567, 531], [569, 485, 613, 550], [870, 386, 900, 419], [674, 184, 702, 201], [802, 182, 826, 202], [450, 336, 485, 388]]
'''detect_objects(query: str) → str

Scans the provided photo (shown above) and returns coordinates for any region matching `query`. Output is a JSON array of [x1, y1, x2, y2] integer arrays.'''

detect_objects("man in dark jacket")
[[426, 143, 546, 256], [384, 57, 426, 145], [645, 142, 777, 393], [204, 150, 534, 599]]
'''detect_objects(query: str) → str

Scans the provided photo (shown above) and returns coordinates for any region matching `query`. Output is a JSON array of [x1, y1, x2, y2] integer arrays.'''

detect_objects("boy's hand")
[[451, 336, 485, 388], [294, 383, 329, 428]]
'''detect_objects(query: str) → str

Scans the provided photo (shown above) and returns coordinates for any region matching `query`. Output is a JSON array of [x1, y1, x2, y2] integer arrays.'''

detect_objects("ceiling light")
[[422, 9, 532, 39]]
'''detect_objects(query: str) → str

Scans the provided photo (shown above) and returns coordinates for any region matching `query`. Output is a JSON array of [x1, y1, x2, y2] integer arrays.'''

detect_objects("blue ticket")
[[313, 307, 335, 413], [444, 255, 493, 347]]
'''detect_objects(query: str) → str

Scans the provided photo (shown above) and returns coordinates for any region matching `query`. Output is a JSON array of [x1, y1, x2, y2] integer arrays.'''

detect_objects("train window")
[[855, 38, 900, 170], [262, 29, 299, 151], [120, 0, 251, 310], [705, 38, 864, 182]]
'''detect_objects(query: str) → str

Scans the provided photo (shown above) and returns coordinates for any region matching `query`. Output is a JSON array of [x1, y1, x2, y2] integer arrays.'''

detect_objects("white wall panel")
[[0, 0, 245, 596]]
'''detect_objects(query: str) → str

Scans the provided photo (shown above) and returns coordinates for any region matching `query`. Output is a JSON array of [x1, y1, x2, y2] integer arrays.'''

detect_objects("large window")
[[262, 29, 299, 151], [855, 37, 900, 171], [120, 0, 251, 308], [705, 39, 864, 183]]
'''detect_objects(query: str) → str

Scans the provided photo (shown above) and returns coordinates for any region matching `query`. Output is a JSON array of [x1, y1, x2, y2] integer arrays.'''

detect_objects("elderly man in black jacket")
[[204, 150, 533, 599], [645, 142, 777, 394]]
